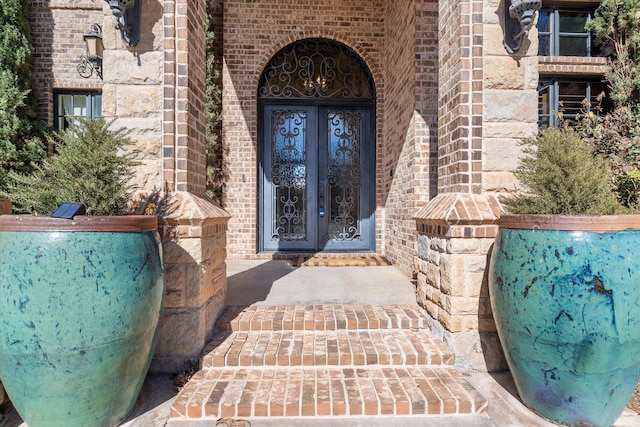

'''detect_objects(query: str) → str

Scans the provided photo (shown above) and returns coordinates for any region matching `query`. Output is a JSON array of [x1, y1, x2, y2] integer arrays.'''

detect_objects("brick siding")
[[29, 0, 103, 125], [222, 0, 387, 257]]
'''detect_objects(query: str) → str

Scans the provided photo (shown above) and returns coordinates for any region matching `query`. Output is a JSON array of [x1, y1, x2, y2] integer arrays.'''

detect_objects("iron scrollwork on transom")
[[259, 38, 375, 100], [326, 111, 362, 242], [271, 110, 308, 242]]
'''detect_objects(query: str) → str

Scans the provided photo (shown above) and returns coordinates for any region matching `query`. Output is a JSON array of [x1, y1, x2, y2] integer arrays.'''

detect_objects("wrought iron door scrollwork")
[[271, 110, 308, 241], [259, 38, 374, 99], [326, 111, 362, 242]]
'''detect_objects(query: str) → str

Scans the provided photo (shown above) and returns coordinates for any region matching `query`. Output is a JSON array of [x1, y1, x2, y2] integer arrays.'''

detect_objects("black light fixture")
[[77, 24, 104, 79], [504, 0, 542, 54], [104, 0, 141, 47]]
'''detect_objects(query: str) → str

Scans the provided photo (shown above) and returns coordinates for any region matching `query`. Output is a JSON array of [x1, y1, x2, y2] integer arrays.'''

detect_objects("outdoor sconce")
[[77, 24, 104, 79], [103, 0, 141, 47], [504, 0, 542, 54]]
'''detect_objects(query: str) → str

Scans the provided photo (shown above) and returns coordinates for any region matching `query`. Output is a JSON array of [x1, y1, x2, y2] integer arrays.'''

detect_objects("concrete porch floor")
[[1, 259, 639, 426]]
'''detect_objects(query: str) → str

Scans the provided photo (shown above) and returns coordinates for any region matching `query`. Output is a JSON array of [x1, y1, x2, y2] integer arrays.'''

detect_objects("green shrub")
[[1, 118, 139, 215], [0, 0, 48, 192], [503, 127, 627, 215]]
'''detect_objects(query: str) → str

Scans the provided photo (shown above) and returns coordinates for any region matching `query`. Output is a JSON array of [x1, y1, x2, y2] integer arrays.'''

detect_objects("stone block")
[[483, 138, 524, 172], [447, 238, 481, 254], [417, 234, 430, 260], [115, 85, 163, 118], [483, 171, 520, 193], [446, 331, 507, 372], [152, 306, 207, 373], [440, 255, 466, 296], [102, 50, 163, 85], [164, 263, 186, 308], [447, 296, 480, 316], [484, 57, 525, 90], [484, 90, 538, 122], [483, 121, 539, 139]]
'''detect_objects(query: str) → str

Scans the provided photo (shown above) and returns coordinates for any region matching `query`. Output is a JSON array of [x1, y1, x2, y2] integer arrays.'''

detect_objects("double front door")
[[260, 104, 375, 252]]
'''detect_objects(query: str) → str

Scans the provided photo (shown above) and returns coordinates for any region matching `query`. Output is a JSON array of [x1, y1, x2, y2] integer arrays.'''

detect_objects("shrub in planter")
[[490, 127, 640, 426], [0, 119, 165, 427]]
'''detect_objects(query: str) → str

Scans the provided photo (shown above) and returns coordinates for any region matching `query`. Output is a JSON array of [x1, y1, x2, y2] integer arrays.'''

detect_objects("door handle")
[[319, 186, 325, 217]]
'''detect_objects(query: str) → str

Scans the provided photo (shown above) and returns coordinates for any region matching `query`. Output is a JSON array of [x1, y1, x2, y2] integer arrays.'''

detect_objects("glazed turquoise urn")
[[489, 214, 640, 427], [0, 215, 165, 427]]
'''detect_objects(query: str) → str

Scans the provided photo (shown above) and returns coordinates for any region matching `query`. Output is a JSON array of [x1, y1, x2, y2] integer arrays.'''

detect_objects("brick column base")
[[414, 193, 507, 372], [138, 191, 231, 374]]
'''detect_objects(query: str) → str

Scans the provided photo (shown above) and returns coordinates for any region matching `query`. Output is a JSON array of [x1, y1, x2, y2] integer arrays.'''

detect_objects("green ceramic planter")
[[0, 215, 164, 427], [489, 214, 640, 427]]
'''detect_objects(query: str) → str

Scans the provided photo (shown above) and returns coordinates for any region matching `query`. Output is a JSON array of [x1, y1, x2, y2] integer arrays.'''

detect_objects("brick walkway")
[[169, 304, 488, 424]]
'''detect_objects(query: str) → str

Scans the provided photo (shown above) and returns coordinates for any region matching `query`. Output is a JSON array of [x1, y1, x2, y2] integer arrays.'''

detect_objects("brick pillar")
[[102, 0, 230, 372]]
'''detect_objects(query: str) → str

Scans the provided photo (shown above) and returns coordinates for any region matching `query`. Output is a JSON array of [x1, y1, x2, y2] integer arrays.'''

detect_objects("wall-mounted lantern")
[[77, 24, 104, 79], [504, 0, 542, 54], [103, 0, 141, 47]]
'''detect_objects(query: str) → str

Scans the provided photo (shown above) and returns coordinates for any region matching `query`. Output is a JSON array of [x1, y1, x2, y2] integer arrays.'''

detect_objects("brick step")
[[216, 304, 431, 332], [169, 366, 488, 420], [201, 329, 455, 368]]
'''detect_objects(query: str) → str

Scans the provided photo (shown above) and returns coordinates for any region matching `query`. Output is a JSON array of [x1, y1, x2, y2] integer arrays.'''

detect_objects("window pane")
[[72, 95, 87, 117], [559, 35, 589, 56], [538, 35, 551, 56], [60, 95, 72, 116], [559, 12, 588, 33], [558, 82, 587, 119], [538, 83, 551, 128], [93, 95, 102, 118], [537, 11, 551, 32]]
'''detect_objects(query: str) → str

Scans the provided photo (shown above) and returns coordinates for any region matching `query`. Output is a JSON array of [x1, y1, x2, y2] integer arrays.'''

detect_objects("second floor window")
[[537, 9, 596, 57], [54, 91, 102, 130]]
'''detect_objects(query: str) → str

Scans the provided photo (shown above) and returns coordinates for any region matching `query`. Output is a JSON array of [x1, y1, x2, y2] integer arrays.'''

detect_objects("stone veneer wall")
[[29, 1, 103, 125]]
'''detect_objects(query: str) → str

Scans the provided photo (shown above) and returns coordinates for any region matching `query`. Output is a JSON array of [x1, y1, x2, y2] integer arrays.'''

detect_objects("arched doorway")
[[258, 38, 376, 252]]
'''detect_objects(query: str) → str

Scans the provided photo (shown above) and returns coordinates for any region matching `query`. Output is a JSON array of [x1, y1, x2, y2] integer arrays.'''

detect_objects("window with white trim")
[[54, 91, 102, 130]]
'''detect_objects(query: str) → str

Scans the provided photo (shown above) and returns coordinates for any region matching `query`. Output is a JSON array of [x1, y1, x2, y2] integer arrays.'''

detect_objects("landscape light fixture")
[[77, 23, 104, 79], [503, 0, 542, 54], [104, 0, 141, 47]]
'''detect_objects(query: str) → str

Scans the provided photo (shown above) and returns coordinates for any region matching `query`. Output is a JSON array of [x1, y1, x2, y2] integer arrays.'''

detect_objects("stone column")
[[414, 193, 506, 371], [413, 0, 539, 371], [102, 0, 230, 372]]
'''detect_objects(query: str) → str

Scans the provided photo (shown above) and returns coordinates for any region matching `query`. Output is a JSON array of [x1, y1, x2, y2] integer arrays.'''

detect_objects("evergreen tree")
[[0, 0, 46, 193]]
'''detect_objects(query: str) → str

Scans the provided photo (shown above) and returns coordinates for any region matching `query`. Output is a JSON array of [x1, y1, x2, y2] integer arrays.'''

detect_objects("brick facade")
[[29, 1, 103, 125], [24, 0, 605, 372]]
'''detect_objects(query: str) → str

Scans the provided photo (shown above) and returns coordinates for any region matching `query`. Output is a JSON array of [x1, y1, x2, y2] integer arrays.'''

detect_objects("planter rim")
[[499, 214, 640, 232], [0, 215, 157, 232]]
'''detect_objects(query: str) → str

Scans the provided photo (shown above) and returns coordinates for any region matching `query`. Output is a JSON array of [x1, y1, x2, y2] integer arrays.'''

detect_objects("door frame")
[[258, 98, 376, 253]]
